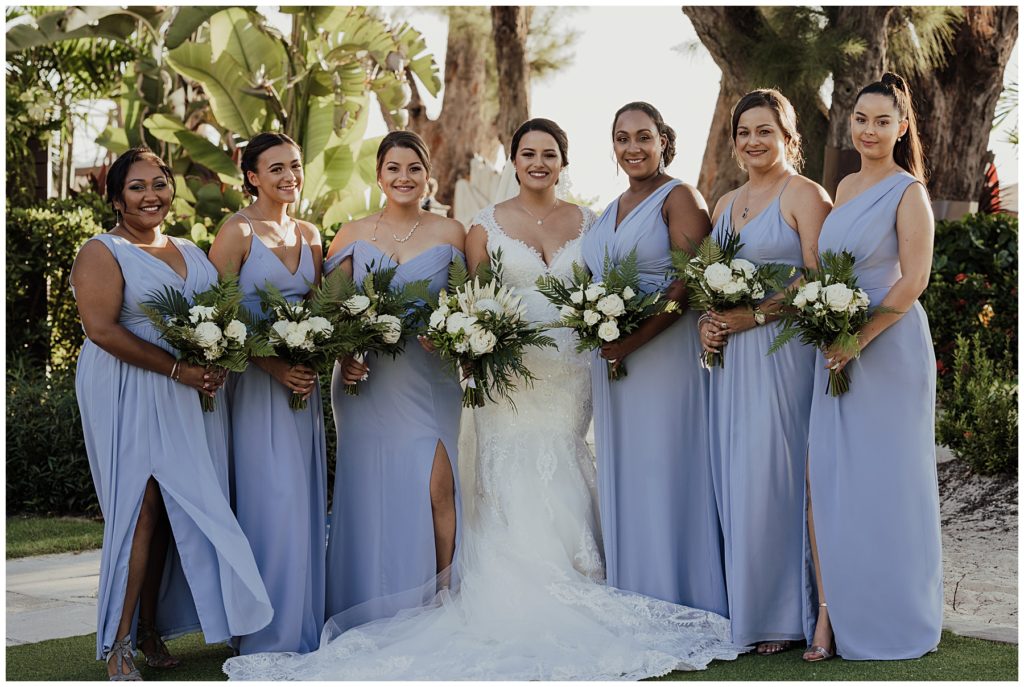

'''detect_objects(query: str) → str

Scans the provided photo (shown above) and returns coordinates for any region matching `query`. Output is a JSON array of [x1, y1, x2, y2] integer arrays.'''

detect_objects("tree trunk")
[[491, 6, 532, 153], [912, 6, 1018, 216], [408, 7, 498, 210], [823, 6, 895, 197]]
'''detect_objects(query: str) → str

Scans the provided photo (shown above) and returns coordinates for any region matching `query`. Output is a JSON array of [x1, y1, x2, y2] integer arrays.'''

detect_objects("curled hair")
[[376, 130, 431, 177], [731, 89, 804, 172], [240, 132, 300, 197], [106, 147, 175, 212], [855, 72, 926, 182], [611, 101, 677, 166], [509, 118, 569, 184]]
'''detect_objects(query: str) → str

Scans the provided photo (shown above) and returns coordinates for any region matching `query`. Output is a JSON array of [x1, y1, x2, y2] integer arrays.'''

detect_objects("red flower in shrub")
[[936, 359, 946, 375], [955, 273, 968, 283], [963, 430, 974, 440]]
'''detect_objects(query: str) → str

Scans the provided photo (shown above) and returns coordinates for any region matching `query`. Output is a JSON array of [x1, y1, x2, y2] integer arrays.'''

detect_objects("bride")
[[223, 119, 741, 680]]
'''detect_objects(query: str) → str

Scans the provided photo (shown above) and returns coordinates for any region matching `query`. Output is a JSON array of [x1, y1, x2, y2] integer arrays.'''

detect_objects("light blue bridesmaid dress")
[[581, 179, 728, 616], [707, 180, 816, 647], [74, 233, 273, 660], [807, 171, 942, 659], [322, 240, 464, 631], [228, 227, 327, 654]]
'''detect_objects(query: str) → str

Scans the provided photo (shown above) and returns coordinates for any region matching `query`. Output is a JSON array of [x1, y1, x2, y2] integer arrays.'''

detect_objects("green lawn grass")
[[6, 515, 104, 559], [5, 630, 1016, 681]]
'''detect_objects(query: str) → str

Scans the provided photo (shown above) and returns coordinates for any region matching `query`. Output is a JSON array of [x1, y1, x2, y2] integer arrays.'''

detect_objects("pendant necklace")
[[518, 198, 560, 225]]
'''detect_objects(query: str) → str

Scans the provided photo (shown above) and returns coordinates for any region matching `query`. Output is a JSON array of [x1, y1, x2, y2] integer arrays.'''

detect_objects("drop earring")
[[658, 154, 666, 174]]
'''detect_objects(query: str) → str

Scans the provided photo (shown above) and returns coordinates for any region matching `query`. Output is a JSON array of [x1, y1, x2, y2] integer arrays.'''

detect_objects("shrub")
[[6, 357, 99, 515], [936, 334, 1018, 475]]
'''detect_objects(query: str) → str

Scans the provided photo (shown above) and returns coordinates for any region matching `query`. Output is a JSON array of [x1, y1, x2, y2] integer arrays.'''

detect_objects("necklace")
[[372, 210, 424, 243], [248, 204, 293, 243], [114, 223, 163, 247], [518, 198, 560, 225], [740, 173, 790, 220]]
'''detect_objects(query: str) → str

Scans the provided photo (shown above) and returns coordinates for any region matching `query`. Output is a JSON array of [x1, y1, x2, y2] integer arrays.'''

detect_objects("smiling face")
[[613, 109, 666, 179], [734, 106, 788, 172], [378, 146, 428, 206], [115, 159, 173, 230], [851, 93, 909, 162], [513, 130, 563, 192], [247, 143, 303, 204]]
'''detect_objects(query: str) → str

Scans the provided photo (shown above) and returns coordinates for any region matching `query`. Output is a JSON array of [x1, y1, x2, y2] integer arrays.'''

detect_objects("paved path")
[[7, 549, 100, 646]]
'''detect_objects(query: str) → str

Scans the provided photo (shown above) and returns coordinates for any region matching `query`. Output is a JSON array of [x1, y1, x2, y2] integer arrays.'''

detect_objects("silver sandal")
[[106, 635, 143, 681]]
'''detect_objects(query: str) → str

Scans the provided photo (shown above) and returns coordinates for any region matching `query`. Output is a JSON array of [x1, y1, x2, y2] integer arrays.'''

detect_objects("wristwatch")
[[753, 307, 766, 326]]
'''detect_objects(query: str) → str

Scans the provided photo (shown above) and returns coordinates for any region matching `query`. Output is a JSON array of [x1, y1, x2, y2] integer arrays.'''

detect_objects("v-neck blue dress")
[[581, 180, 728, 617], [228, 230, 327, 654], [322, 240, 464, 631], [75, 233, 272, 660]]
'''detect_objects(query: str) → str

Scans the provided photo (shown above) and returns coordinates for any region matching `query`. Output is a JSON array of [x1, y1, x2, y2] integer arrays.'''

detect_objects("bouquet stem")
[[344, 384, 360, 396], [607, 359, 628, 381], [701, 350, 724, 369], [826, 368, 850, 397], [462, 374, 486, 408], [290, 392, 309, 411], [199, 392, 216, 413]]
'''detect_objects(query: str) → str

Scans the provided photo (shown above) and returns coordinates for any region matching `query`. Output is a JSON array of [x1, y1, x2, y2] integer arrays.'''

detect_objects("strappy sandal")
[[757, 640, 793, 655], [137, 619, 180, 669], [803, 602, 836, 662], [105, 635, 143, 681]]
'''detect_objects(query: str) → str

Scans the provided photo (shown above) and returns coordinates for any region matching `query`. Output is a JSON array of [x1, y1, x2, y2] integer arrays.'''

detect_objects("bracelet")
[[169, 360, 181, 381], [697, 312, 711, 326]]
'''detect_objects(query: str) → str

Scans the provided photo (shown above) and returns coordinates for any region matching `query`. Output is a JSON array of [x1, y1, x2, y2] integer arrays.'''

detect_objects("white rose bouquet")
[[767, 250, 887, 397], [256, 270, 360, 410], [423, 249, 555, 408], [142, 273, 272, 412], [324, 261, 430, 396], [536, 248, 676, 380], [672, 232, 794, 369]]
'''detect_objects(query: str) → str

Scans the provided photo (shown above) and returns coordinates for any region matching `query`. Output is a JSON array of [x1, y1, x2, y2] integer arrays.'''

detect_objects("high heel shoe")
[[137, 619, 180, 669], [803, 602, 836, 662], [106, 635, 142, 681]]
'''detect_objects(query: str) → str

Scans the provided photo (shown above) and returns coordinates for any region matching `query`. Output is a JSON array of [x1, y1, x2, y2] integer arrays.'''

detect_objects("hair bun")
[[881, 72, 908, 92]]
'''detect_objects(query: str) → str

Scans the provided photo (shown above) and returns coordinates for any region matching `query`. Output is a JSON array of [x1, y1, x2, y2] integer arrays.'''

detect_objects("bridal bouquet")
[[536, 248, 676, 380], [672, 232, 793, 369], [141, 273, 271, 412], [767, 250, 881, 397], [423, 249, 555, 408], [256, 270, 359, 410], [326, 262, 430, 396]]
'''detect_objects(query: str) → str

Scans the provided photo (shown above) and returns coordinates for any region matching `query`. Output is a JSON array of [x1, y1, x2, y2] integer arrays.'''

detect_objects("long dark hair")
[[106, 147, 175, 215], [730, 89, 804, 172], [855, 72, 926, 182], [509, 118, 569, 184], [375, 130, 431, 177], [240, 132, 300, 197], [611, 101, 677, 166]]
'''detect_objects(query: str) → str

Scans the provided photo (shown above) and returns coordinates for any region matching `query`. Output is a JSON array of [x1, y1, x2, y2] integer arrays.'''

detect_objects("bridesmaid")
[[803, 72, 941, 661], [581, 102, 727, 616], [208, 132, 327, 655], [700, 89, 831, 652], [71, 147, 272, 679], [323, 131, 466, 629]]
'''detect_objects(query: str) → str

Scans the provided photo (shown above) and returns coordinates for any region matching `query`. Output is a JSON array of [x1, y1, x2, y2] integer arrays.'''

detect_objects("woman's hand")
[[708, 306, 757, 336], [823, 339, 861, 374], [417, 335, 436, 353], [699, 317, 726, 355], [599, 333, 640, 376], [339, 354, 369, 386], [176, 362, 227, 397], [260, 358, 318, 397]]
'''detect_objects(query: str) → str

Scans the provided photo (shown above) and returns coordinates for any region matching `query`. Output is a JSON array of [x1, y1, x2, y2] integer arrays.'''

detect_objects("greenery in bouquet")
[[536, 248, 676, 380], [324, 261, 430, 396], [767, 250, 888, 397], [423, 249, 555, 408], [141, 273, 273, 412], [256, 269, 361, 410], [671, 232, 794, 368]]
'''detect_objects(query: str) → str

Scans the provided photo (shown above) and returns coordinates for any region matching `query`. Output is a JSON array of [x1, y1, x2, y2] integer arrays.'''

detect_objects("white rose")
[[271, 320, 291, 342], [224, 319, 247, 344], [854, 289, 870, 309], [285, 325, 308, 349], [307, 316, 333, 336], [596, 294, 626, 317], [584, 283, 606, 301], [343, 295, 371, 315], [428, 309, 447, 330], [803, 281, 821, 302], [793, 292, 808, 308], [559, 305, 578, 320], [446, 312, 477, 335], [621, 286, 636, 300], [193, 321, 223, 348], [721, 279, 745, 296], [751, 284, 766, 300], [569, 289, 585, 305], [188, 304, 216, 324], [597, 320, 620, 342], [473, 298, 502, 316], [468, 327, 497, 355], [703, 262, 733, 292], [583, 309, 601, 326], [822, 283, 854, 312], [730, 258, 756, 279], [375, 314, 402, 344]]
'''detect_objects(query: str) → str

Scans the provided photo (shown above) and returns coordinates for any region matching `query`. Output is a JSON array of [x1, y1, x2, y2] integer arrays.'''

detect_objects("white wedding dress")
[[223, 205, 740, 681]]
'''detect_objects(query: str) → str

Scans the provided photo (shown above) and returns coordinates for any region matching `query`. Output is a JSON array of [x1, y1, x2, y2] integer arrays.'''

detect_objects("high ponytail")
[[855, 72, 926, 183]]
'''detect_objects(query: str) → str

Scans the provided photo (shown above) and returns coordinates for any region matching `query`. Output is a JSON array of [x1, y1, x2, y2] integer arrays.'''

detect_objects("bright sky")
[[73, 5, 1018, 210]]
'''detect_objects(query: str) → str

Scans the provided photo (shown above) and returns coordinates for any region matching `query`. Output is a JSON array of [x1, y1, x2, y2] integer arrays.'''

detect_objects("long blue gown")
[[322, 240, 464, 631], [581, 180, 728, 616], [228, 231, 327, 654], [707, 183, 816, 646], [74, 233, 273, 660], [808, 171, 942, 659]]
